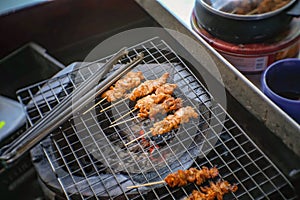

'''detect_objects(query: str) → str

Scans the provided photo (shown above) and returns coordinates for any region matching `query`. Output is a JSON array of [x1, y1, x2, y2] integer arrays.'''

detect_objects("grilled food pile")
[[134, 83, 181, 119], [101, 71, 145, 102], [150, 106, 198, 136], [97, 71, 238, 199], [99, 72, 198, 138], [165, 167, 237, 199], [127, 166, 238, 199], [164, 166, 219, 187], [223, 0, 291, 15], [184, 180, 238, 200]]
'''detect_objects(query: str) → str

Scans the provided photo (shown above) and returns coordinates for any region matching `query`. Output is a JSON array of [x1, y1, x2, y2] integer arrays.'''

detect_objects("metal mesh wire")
[[17, 37, 297, 200]]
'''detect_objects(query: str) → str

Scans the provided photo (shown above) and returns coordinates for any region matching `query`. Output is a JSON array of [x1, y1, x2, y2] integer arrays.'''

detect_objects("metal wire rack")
[[17, 37, 297, 199]]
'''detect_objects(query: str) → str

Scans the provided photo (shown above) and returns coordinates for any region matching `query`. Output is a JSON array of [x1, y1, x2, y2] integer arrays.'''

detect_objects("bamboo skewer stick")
[[82, 54, 144, 115], [246, 8, 258, 15], [127, 180, 165, 189], [127, 166, 221, 191], [100, 98, 128, 112], [124, 106, 198, 146], [124, 130, 151, 146], [111, 108, 138, 124], [82, 97, 107, 115], [230, 8, 237, 14], [109, 116, 140, 128], [98, 73, 170, 114]]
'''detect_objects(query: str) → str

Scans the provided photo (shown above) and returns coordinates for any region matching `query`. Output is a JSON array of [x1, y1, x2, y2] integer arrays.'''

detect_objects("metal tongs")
[[0, 47, 144, 169]]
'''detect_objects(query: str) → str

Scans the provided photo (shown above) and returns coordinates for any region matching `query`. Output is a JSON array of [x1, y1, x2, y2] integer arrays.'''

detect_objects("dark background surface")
[[0, 1, 156, 199], [0, 0, 157, 63]]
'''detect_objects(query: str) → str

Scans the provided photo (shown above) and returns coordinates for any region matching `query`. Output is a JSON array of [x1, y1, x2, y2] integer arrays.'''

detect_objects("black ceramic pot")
[[194, 0, 300, 44]]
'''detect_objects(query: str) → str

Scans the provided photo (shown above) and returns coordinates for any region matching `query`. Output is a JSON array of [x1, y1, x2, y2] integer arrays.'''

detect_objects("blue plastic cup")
[[261, 58, 300, 124]]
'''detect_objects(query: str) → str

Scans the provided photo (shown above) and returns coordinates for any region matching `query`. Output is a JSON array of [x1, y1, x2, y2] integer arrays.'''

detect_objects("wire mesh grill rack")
[[17, 37, 297, 200]]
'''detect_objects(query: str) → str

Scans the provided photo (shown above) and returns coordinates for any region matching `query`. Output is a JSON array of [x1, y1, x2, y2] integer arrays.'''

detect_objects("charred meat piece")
[[150, 106, 198, 136], [135, 93, 171, 118], [164, 166, 219, 188], [134, 83, 179, 118], [135, 83, 177, 110], [128, 73, 169, 101], [154, 83, 177, 95], [184, 180, 238, 200], [148, 97, 182, 119], [101, 71, 144, 102]]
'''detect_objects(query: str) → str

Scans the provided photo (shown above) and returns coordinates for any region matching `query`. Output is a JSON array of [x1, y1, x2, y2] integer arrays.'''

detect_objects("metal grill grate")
[[17, 37, 297, 200]]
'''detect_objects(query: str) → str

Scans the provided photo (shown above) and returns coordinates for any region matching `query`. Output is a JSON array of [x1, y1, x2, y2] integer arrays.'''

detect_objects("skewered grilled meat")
[[164, 166, 219, 188], [154, 83, 177, 95], [184, 180, 238, 200], [135, 93, 171, 118], [136, 95, 182, 119], [134, 83, 179, 118], [101, 71, 144, 102], [150, 106, 198, 136], [128, 73, 169, 101], [135, 83, 177, 108], [148, 97, 182, 118]]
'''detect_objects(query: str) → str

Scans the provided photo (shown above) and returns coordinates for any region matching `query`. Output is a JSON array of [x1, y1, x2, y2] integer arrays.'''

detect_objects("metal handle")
[[0, 48, 143, 168], [286, 0, 300, 17]]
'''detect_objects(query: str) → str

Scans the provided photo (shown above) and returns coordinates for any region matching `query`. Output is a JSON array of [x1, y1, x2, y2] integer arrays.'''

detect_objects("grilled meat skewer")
[[184, 180, 238, 200], [124, 106, 198, 146], [154, 82, 177, 95], [110, 96, 182, 127], [83, 71, 144, 114], [150, 106, 198, 136], [110, 83, 178, 124], [134, 83, 179, 118], [101, 71, 145, 102], [148, 97, 182, 118], [135, 83, 177, 111], [127, 166, 219, 189], [164, 166, 219, 187], [128, 72, 169, 101], [100, 73, 170, 112]]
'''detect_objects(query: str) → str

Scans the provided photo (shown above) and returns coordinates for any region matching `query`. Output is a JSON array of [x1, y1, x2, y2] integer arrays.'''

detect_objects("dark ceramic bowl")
[[194, 0, 300, 44]]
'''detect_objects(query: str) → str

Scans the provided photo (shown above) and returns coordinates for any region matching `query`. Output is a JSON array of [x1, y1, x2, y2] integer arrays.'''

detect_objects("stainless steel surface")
[[135, 0, 300, 157], [18, 37, 297, 199], [0, 48, 142, 166]]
